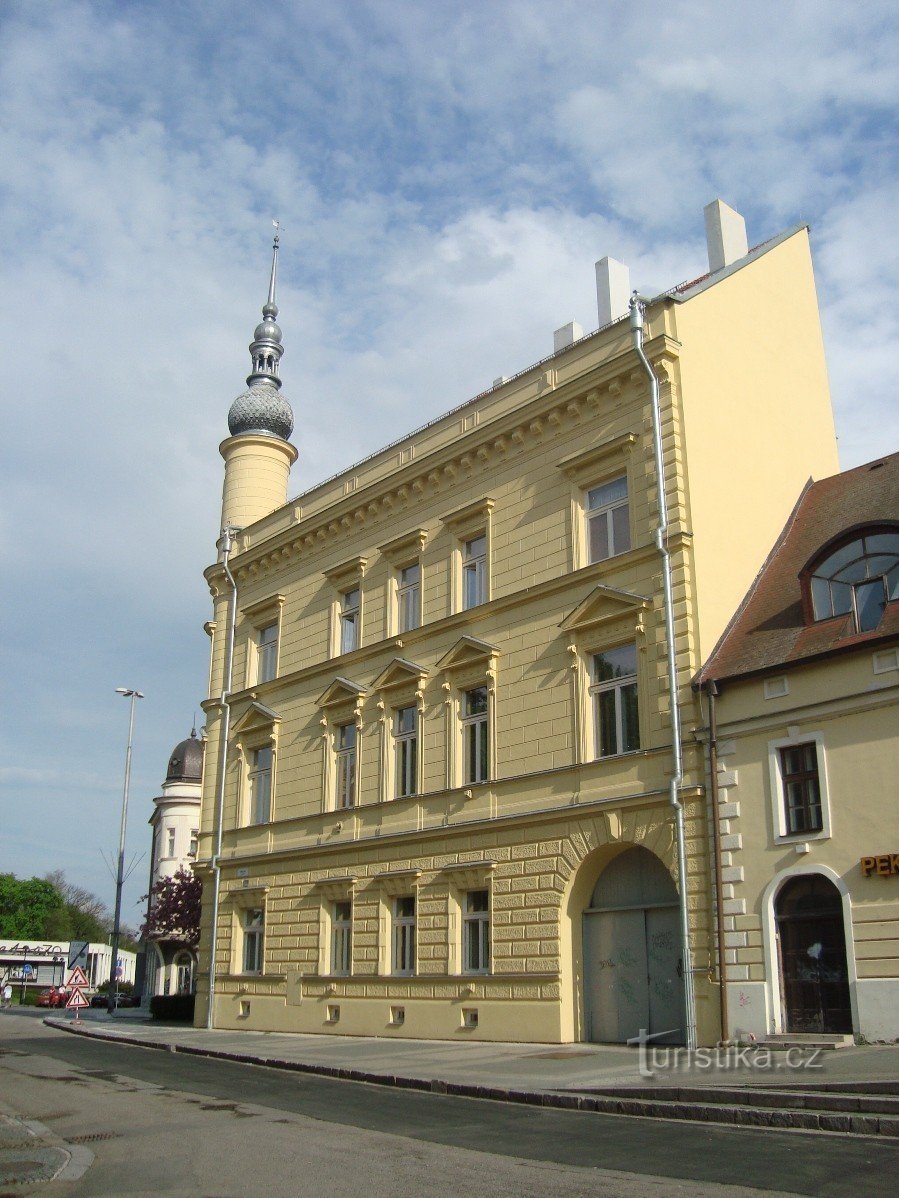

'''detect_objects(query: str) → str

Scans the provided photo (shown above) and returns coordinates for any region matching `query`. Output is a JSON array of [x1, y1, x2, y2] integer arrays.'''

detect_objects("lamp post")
[[108, 687, 144, 1012]]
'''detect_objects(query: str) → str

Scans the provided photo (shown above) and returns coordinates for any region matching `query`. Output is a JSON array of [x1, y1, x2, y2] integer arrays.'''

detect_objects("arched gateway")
[[582, 846, 685, 1044]]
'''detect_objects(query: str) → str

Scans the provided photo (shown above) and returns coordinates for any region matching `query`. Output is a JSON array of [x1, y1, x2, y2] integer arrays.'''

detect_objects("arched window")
[[804, 527, 899, 632]]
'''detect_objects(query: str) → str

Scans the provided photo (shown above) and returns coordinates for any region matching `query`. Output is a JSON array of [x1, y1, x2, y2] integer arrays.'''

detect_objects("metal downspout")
[[206, 525, 240, 1031], [707, 680, 728, 1041], [629, 294, 698, 1051]]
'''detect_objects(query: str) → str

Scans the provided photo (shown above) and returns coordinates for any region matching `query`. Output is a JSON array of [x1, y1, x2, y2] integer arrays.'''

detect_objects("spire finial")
[[244, 220, 286, 391], [265, 220, 280, 316]]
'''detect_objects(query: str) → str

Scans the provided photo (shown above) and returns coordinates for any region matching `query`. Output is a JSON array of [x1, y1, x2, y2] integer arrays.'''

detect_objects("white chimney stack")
[[553, 320, 583, 353], [704, 199, 748, 273], [595, 257, 631, 327]]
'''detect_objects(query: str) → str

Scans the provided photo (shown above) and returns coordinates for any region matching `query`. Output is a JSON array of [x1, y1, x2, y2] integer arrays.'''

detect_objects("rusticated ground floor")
[[194, 791, 721, 1044]]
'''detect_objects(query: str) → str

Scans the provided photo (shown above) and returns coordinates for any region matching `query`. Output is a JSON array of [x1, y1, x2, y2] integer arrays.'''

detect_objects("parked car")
[[36, 987, 69, 1008], [89, 991, 140, 1009]]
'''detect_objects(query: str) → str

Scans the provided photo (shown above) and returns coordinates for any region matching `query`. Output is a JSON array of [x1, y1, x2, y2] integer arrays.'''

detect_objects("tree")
[[0, 874, 66, 939], [142, 868, 202, 948]]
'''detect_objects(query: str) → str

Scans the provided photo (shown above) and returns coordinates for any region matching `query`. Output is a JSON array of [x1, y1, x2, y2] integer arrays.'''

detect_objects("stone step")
[[754, 1034, 854, 1051]]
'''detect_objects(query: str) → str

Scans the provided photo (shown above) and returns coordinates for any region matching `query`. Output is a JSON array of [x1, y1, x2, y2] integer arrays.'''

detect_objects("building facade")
[[194, 202, 839, 1044], [143, 729, 204, 997], [697, 453, 899, 1043]]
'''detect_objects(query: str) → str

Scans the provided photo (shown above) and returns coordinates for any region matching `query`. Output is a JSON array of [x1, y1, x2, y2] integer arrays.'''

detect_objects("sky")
[[1, 0, 897, 932]]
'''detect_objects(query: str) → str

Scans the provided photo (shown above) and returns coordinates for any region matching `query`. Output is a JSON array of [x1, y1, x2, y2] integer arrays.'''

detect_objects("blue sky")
[[1, 0, 897, 928]]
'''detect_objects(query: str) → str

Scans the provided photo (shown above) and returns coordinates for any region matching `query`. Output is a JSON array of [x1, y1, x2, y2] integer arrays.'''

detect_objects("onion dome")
[[166, 728, 205, 783], [227, 225, 294, 442]]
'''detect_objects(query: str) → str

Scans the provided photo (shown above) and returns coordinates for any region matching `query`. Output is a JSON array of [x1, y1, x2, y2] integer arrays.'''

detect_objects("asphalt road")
[[0, 1010, 896, 1197]]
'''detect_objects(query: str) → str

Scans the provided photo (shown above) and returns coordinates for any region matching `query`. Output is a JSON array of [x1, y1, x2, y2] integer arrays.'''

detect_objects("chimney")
[[553, 320, 583, 353], [704, 199, 748, 273], [595, 257, 631, 327]]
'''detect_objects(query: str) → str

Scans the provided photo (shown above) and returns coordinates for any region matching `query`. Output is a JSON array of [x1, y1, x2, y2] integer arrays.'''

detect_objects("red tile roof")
[[697, 452, 899, 684]]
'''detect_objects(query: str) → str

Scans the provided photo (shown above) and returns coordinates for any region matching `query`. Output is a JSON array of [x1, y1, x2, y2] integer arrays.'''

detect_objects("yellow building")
[[194, 202, 839, 1045], [696, 453, 899, 1043]]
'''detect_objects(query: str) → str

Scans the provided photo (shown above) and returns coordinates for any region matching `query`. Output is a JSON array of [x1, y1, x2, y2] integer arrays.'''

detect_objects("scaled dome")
[[166, 730, 205, 783], [228, 382, 294, 440]]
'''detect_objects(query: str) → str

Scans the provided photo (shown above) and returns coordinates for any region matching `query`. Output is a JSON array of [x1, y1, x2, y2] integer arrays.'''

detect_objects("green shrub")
[[150, 993, 195, 1022]]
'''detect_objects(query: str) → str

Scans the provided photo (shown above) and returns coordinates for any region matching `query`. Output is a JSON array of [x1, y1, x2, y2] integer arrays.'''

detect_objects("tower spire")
[[246, 222, 284, 390]]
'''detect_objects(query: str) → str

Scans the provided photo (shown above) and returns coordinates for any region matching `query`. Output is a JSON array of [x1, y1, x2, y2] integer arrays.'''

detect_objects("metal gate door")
[[583, 908, 648, 1042]]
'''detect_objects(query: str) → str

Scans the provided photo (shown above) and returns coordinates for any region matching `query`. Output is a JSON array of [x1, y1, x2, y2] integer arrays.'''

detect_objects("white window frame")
[[585, 475, 631, 564], [331, 900, 352, 976], [335, 723, 357, 809], [188, 829, 198, 858], [396, 561, 421, 633], [394, 705, 418, 798], [590, 643, 640, 759], [462, 533, 487, 610], [462, 686, 489, 784], [165, 827, 176, 858], [256, 621, 279, 684], [462, 890, 490, 975], [242, 908, 264, 975], [768, 730, 832, 844], [249, 745, 273, 824], [392, 895, 416, 976], [339, 588, 361, 655]]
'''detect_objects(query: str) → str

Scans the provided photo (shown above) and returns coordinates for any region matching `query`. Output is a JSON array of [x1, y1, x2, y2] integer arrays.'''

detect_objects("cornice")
[[225, 333, 682, 583]]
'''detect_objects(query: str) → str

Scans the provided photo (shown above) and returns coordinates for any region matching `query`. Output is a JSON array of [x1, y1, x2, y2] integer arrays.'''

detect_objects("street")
[[0, 1011, 896, 1197]]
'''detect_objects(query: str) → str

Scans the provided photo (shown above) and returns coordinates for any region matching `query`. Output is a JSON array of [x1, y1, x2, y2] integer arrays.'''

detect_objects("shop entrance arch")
[[775, 874, 851, 1034], [582, 846, 684, 1044]]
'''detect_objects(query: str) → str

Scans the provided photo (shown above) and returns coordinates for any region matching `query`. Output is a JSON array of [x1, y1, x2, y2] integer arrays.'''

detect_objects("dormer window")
[[806, 528, 899, 633]]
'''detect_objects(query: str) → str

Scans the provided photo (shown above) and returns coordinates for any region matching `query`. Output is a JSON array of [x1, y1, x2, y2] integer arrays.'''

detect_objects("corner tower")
[[220, 228, 298, 531]]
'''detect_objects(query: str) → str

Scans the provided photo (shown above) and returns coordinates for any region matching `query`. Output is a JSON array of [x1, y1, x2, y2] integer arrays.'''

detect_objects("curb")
[[44, 1019, 898, 1139]]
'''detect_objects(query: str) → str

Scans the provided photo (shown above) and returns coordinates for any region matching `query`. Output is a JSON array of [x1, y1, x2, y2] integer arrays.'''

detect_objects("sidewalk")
[[44, 1011, 899, 1096]]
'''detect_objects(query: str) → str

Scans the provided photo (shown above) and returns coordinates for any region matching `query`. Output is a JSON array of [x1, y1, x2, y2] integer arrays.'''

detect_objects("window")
[[462, 687, 489, 783], [335, 723, 357, 809], [340, 588, 360, 654], [165, 827, 176, 857], [242, 909, 264, 974], [462, 535, 487, 609], [463, 890, 490, 974], [257, 622, 278, 683], [591, 644, 639, 757], [397, 563, 421, 633], [394, 706, 418, 798], [392, 895, 416, 975], [188, 829, 198, 858], [586, 476, 631, 563], [807, 530, 899, 632], [249, 746, 273, 824], [331, 900, 352, 976], [780, 743, 823, 835]]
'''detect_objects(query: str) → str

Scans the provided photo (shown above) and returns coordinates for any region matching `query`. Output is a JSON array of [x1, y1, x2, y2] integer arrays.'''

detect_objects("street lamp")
[[108, 687, 144, 1012]]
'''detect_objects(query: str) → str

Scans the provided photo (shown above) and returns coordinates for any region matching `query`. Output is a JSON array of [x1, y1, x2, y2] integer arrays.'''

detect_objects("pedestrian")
[[2, 981, 12, 1009]]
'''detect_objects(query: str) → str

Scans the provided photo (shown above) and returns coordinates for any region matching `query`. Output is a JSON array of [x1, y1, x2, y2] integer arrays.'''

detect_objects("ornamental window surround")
[[240, 594, 286, 688], [370, 657, 428, 804], [315, 678, 366, 813], [378, 528, 428, 639], [436, 635, 499, 792], [376, 869, 422, 977], [590, 643, 640, 758], [323, 557, 368, 659], [557, 432, 638, 572], [440, 498, 495, 615], [230, 701, 281, 828]]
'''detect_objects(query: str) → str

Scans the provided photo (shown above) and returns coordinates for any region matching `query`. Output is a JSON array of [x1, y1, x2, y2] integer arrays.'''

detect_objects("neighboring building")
[[697, 453, 899, 1043], [143, 729, 204, 997], [0, 940, 136, 993], [194, 201, 839, 1045]]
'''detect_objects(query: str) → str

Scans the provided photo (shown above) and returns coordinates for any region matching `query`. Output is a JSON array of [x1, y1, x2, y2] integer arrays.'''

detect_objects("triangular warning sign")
[[67, 967, 89, 988], [66, 988, 89, 1009]]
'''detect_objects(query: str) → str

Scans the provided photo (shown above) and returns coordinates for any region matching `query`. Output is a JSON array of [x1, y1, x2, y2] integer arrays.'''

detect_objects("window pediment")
[[316, 677, 368, 709], [312, 876, 358, 901], [231, 701, 281, 737], [560, 585, 651, 635], [557, 432, 638, 482], [378, 527, 428, 563], [376, 868, 422, 896], [441, 860, 496, 890], [241, 593, 286, 624], [440, 496, 495, 536], [323, 555, 368, 588], [370, 657, 428, 691], [436, 635, 499, 674]]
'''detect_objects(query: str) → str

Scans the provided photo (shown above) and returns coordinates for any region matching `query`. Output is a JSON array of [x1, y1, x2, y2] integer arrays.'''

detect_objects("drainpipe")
[[706, 680, 728, 1042], [206, 524, 241, 1030], [629, 294, 697, 1051]]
